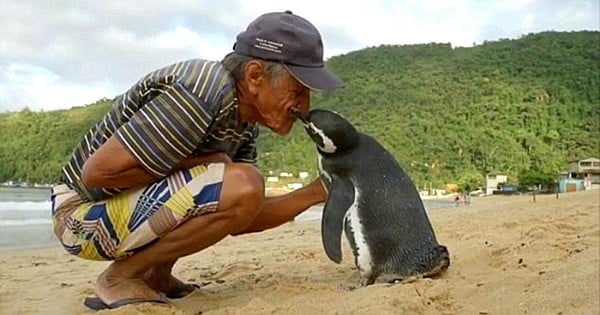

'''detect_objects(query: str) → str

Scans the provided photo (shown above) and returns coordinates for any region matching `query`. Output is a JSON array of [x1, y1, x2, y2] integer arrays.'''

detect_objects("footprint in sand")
[[501, 221, 519, 229], [209, 261, 264, 280]]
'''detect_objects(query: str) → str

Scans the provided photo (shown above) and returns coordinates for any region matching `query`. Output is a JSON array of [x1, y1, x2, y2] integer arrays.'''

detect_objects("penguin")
[[291, 108, 450, 286]]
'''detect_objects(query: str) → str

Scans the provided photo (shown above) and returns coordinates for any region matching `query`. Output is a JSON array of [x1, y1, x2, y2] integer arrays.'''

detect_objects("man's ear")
[[244, 60, 266, 95]]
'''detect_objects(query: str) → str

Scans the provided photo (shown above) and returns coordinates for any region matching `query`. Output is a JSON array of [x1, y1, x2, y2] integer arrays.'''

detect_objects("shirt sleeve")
[[114, 82, 215, 178], [232, 126, 259, 164]]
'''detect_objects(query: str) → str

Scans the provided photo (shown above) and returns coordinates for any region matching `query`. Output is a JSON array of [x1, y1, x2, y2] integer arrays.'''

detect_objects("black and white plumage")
[[293, 108, 450, 286]]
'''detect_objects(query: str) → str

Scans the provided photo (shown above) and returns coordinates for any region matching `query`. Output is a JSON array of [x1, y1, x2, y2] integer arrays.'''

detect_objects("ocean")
[[0, 186, 455, 250], [0, 186, 55, 250]]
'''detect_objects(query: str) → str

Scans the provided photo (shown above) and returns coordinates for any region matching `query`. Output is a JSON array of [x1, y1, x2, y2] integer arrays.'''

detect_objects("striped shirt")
[[61, 59, 258, 202]]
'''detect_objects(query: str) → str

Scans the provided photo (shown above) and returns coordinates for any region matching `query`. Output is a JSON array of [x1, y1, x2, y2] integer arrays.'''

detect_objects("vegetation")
[[1, 31, 598, 190], [518, 166, 558, 191], [456, 170, 484, 192]]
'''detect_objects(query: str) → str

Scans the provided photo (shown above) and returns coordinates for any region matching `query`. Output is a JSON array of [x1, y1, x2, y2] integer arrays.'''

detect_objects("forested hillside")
[[1, 31, 598, 188]]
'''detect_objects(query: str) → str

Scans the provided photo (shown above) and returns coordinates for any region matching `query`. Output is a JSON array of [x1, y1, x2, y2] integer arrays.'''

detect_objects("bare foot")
[[143, 268, 194, 297], [95, 265, 161, 305]]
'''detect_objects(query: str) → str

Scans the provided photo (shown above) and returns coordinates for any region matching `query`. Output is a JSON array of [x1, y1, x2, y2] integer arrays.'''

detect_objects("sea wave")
[[0, 218, 53, 227], [0, 201, 51, 212]]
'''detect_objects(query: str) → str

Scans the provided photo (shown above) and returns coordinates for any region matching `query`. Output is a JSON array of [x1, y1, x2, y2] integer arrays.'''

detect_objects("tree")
[[457, 170, 483, 193], [518, 166, 557, 202], [519, 167, 556, 189], [0, 32, 598, 187]]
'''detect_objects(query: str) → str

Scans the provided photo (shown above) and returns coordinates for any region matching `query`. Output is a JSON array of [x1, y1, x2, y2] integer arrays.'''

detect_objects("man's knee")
[[219, 163, 264, 229], [224, 163, 264, 193]]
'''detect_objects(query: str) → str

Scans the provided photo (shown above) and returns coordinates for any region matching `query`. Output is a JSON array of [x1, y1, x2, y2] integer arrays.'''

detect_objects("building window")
[[580, 161, 592, 167]]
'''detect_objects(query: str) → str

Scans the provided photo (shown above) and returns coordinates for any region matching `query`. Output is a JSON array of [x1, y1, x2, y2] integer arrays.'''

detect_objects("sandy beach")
[[0, 189, 598, 315]]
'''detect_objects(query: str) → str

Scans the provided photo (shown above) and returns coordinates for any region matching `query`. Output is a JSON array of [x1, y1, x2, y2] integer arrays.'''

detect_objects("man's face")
[[254, 72, 310, 135]]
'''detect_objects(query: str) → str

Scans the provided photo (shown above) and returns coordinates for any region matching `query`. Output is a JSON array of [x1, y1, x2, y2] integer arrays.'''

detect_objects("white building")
[[486, 173, 508, 195]]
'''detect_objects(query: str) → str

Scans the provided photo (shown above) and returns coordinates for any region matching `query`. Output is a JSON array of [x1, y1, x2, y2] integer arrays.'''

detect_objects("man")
[[51, 11, 343, 309]]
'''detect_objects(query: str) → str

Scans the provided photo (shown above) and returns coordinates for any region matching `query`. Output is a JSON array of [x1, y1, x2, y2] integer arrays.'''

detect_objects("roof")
[[569, 157, 600, 163]]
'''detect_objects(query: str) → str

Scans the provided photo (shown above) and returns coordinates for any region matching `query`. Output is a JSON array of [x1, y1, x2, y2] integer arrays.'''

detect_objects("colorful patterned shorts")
[[51, 164, 224, 261]]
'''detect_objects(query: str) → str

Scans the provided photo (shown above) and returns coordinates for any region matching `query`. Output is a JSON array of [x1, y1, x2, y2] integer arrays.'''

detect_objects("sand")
[[0, 189, 598, 315]]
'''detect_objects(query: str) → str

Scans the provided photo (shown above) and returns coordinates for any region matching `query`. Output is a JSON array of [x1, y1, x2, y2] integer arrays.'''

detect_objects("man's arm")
[[233, 178, 327, 235], [82, 80, 222, 190], [173, 152, 232, 170], [82, 135, 231, 189], [82, 135, 158, 188]]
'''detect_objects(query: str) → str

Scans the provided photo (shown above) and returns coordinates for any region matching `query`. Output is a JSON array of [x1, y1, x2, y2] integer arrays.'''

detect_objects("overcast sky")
[[1, 0, 598, 112]]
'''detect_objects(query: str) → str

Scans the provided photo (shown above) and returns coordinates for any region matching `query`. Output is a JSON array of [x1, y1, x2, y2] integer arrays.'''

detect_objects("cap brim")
[[284, 64, 344, 91]]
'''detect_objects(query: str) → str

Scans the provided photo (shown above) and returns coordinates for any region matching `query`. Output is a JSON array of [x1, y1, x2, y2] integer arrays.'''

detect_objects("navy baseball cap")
[[234, 10, 343, 91]]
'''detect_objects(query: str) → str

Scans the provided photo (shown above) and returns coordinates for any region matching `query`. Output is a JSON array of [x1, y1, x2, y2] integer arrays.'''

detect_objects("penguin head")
[[291, 108, 359, 154]]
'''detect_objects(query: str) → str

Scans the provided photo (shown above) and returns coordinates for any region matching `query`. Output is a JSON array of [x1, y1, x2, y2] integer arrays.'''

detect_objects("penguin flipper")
[[322, 174, 355, 264]]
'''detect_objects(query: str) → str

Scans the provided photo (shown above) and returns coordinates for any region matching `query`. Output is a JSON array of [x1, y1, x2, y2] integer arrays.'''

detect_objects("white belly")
[[317, 154, 332, 184], [345, 186, 373, 276]]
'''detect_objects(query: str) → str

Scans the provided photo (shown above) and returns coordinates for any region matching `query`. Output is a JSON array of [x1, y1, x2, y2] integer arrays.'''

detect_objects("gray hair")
[[221, 52, 289, 84]]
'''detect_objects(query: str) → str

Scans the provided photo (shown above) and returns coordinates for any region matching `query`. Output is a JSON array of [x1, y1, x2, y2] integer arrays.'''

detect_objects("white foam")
[[0, 201, 51, 212], [0, 218, 53, 227]]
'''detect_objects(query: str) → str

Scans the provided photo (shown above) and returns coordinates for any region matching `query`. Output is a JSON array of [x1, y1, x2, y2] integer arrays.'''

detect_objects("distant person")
[[50, 11, 342, 310], [454, 195, 461, 206]]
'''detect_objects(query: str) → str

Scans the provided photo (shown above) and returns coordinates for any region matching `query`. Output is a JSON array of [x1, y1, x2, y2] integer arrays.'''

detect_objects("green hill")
[[1, 31, 598, 189]]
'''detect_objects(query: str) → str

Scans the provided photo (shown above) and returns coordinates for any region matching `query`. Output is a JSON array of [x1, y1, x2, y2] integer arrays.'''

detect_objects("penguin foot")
[[422, 254, 450, 278], [385, 275, 422, 286], [338, 283, 362, 291], [338, 275, 378, 291]]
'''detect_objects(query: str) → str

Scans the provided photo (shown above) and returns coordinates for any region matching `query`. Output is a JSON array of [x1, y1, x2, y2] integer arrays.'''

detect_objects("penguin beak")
[[290, 107, 309, 125]]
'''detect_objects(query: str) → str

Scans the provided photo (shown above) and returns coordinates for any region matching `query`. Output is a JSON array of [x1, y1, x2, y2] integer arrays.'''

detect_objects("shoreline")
[[0, 190, 582, 253], [0, 197, 458, 252]]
